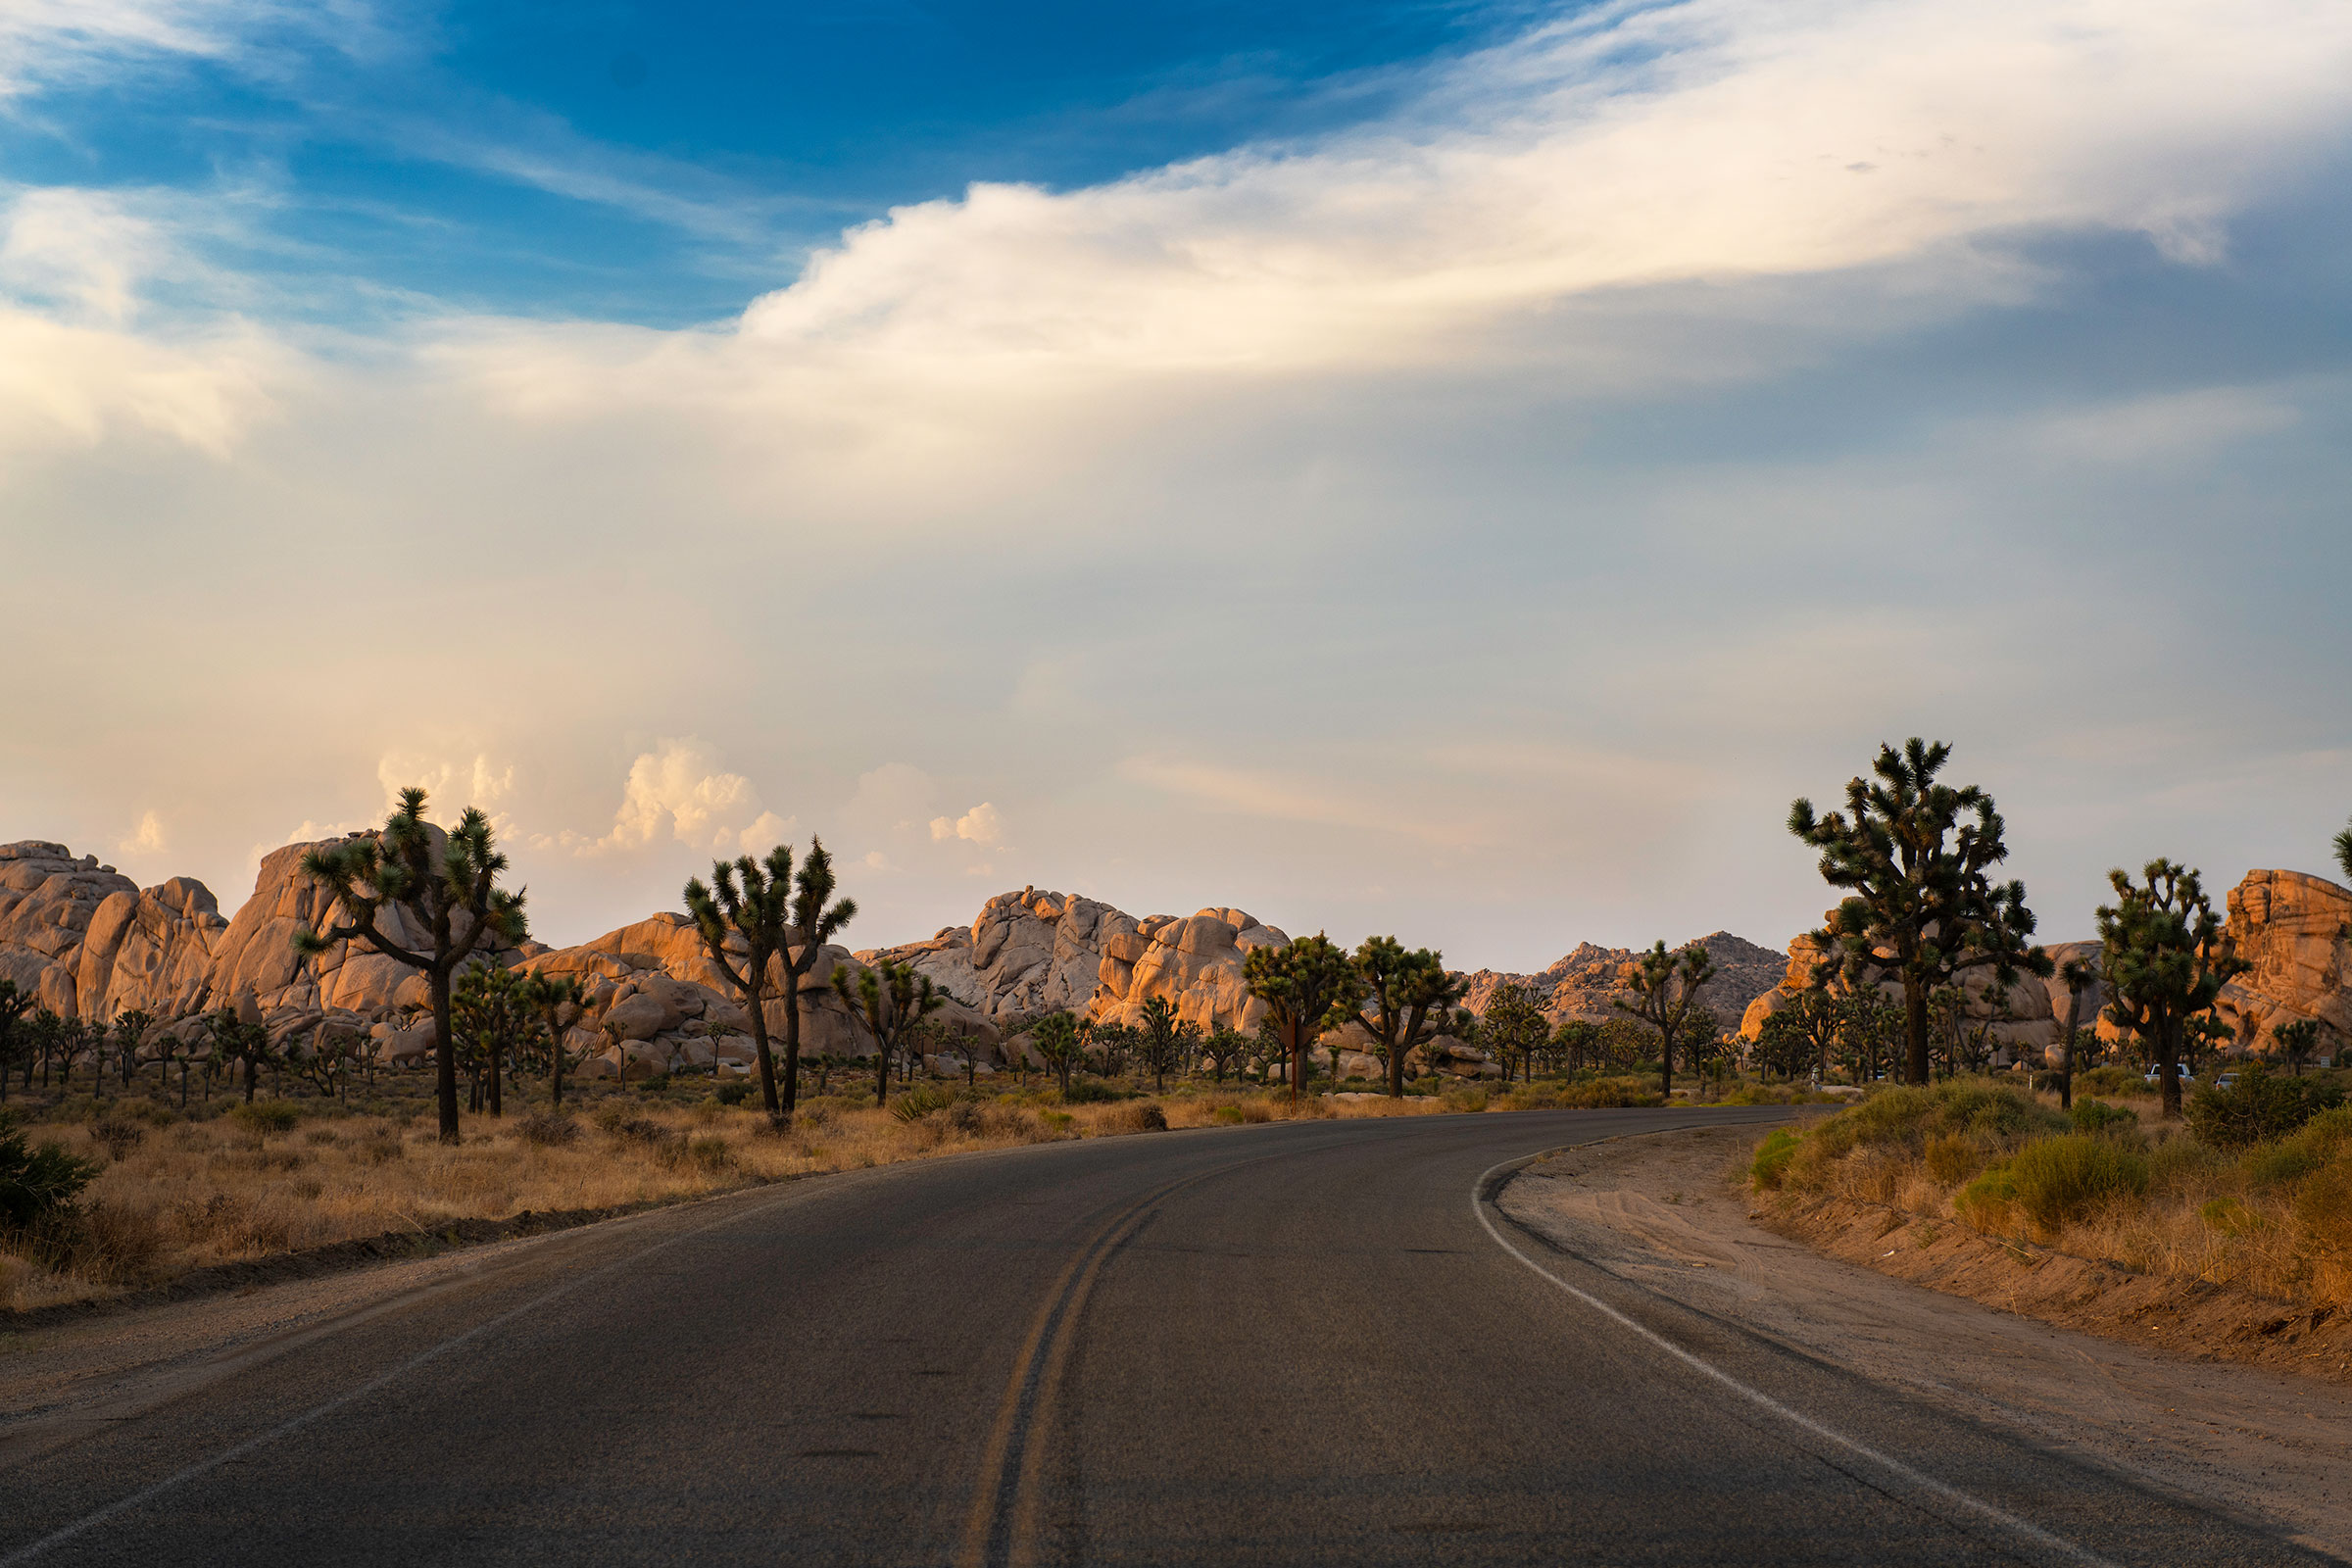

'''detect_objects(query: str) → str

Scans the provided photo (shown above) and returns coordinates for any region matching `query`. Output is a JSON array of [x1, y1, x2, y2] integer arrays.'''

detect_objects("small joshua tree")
[[1613, 940, 1719, 1098], [1201, 1025, 1250, 1084], [201, 1009, 275, 1103], [519, 972, 589, 1107], [296, 788, 528, 1143], [1243, 933, 1364, 1102], [111, 1008, 154, 1094], [1353, 937, 1467, 1098], [835, 960, 943, 1104], [2098, 859, 2248, 1120], [1133, 997, 1197, 1093], [1482, 981, 1551, 1085], [452, 962, 541, 1117], [0, 981, 28, 1104], [684, 847, 796, 1116], [2274, 1018, 2323, 1077]]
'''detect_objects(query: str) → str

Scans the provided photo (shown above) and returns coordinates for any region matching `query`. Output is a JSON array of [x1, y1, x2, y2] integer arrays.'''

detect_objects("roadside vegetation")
[[1752, 1068, 2352, 1310]]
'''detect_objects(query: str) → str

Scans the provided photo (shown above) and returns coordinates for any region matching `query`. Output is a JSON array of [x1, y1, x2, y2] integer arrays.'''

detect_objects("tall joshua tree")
[[296, 788, 528, 1143], [1353, 937, 1468, 1098], [1789, 738, 2051, 1086], [1613, 941, 1718, 1098], [780, 840, 857, 1117], [2098, 859, 2247, 1120], [1243, 933, 1364, 1102], [684, 847, 794, 1116]]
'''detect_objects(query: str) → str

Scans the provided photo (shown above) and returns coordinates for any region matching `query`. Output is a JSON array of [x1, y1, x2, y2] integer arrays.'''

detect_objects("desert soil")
[[1502, 1125, 2352, 1560]]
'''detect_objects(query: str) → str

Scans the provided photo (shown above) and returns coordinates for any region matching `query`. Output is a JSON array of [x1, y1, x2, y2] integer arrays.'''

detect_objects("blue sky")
[[5, 1, 2352, 968], [7, 1, 1544, 324]]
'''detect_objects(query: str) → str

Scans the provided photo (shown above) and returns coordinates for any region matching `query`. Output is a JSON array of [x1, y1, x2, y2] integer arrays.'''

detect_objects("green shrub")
[[231, 1100, 301, 1136], [1924, 1133, 1984, 1185], [1750, 1129, 1801, 1191], [1554, 1076, 1664, 1109], [2185, 1066, 2343, 1149], [889, 1086, 956, 1122], [1959, 1134, 2149, 1236], [2070, 1100, 2138, 1135], [0, 1109, 100, 1229], [2076, 1065, 2147, 1098], [2243, 1142, 2322, 1189], [712, 1082, 749, 1106], [1059, 1079, 1131, 1105]]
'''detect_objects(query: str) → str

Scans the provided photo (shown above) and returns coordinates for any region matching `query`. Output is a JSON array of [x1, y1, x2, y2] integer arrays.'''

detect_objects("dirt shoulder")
[[1502, 1125, 2352, 1560]]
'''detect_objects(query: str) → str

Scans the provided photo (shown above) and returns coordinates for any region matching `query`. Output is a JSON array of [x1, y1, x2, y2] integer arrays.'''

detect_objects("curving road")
[[0, 1108, 2329, 1567]]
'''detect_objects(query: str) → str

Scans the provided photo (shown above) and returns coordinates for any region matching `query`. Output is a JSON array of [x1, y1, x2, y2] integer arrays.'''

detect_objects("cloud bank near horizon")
[[5, 0, 2352, 966]]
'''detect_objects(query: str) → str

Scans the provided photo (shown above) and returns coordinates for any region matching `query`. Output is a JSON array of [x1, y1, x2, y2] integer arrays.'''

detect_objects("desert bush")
[[1554, 1076, 1665, 1109], [232, 1101, 301, 1137], [1750, 1129, 1802, 1190], [2076, 1065, 2148, 1098], [1442, 1089, 1490, 1113], [301, 1125, 340, 1146], [516, 1111, 580, 1148], [2187, 1067, 2344, 1150], [608, 1117, 675, 1151], [89, 1118, 146, 1160], [2070, 1100, 2138, 1135], [1960, 1134, 2150, 1237], [683, 1136, 732, 1173], [713, 1082, 749, 1106], [1059, 1080, 1130, 1105], [1924, 1133, 1984, 1185], [1095, 1102, 1168, 1134], [0, 1109, 100, 1229]]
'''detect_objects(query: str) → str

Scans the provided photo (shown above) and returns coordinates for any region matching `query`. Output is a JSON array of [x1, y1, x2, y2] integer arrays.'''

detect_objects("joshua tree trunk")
[[431, 969, 458, 1138], [488, 1049, 503, 1117]]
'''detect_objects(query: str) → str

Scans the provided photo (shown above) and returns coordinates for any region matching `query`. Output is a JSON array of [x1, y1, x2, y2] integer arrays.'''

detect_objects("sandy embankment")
[[1502, 1125, 2352, 1559]]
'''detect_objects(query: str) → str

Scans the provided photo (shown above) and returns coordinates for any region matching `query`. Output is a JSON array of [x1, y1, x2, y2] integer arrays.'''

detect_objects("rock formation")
[[1461, 932, 1787, 1033], [2216, 869, 2352, 1050], [0, 842, 226, 1023]]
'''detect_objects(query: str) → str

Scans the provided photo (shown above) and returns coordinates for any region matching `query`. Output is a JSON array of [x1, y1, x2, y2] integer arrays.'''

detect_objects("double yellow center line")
[[955, 1155, 1262, 1568]]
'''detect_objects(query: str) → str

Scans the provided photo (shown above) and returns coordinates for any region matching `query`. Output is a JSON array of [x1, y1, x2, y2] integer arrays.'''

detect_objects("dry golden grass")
[[0, 1080, 1464, 1311], [1758, 1081, 2352, 1310]]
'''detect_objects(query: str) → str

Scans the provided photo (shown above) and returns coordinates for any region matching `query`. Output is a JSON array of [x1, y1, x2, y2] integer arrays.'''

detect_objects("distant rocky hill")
[[1458, 931, 1789, 1032], [12, 829, 2345, 1079]]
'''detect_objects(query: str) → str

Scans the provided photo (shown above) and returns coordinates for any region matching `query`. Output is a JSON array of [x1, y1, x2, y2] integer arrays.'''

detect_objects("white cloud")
[[929, 802, 1005, 848], [117, 809, 166, 857], [589, 738, 791, 856]]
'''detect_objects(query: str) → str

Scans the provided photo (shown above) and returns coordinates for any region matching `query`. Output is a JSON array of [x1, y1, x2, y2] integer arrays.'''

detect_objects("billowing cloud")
[[929, 802, 1005, 849], [116, 809, 166, 858], [589, 739, 793, 856]]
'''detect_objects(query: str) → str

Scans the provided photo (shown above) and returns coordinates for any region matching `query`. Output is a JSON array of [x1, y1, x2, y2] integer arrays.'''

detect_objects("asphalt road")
[[0, 1107, 2331, 1567]]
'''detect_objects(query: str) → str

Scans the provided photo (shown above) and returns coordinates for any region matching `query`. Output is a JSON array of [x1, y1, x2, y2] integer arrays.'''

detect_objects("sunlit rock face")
[[862, 887, 1284, 1035], [0, 841, 225, 1024], [2218, 870, 2352, 1049], [1465, 932, 1787, 1034]]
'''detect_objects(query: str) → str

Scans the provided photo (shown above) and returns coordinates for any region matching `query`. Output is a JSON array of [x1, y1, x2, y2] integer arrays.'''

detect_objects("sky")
[[4, 0, 2350, 970]]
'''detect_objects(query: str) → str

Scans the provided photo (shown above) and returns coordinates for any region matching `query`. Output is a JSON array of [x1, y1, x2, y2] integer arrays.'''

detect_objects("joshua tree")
[[201, 1009, 275, 1103], [2275, 1018, 2324, 1076], [1201, 1025, 1250, 1084], [1133, 997, 1195, 1093], [1760, 987, 1847, 1083], [518, 972, 589, 1106], [295, 788, 528, 1142], [835, 960, 943, 1104], [699, 1018, 740, 1080], [1789, 738, 2051, 1086], [452, 962, 542, 1118], [2336, 818, 2352, 883], [1028, 1010, 1084, 1095], [1243, 933, 1364, 1102], [683, 846, 798, 1116], [2097, 859, 2248, 1120], [1482, 982, 1551, 1085], [1353, 937, 1468, 1098], [773, 841, 858, 1118], [2053, 956, 2098, 1109], [1613, 940, 1719, 1098], [111, 1008, 153, 1093], [48, 1014, 95, 1095]]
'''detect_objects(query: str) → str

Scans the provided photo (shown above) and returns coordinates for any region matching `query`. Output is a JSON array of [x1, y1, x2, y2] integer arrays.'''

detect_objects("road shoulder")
[[1500, 1124, 2352, 1561]]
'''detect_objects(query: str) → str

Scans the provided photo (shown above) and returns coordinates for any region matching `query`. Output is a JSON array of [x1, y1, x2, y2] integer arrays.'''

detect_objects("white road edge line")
[[1471, 1151, 2122, 1568], [0, 1186, 796, 1568]]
